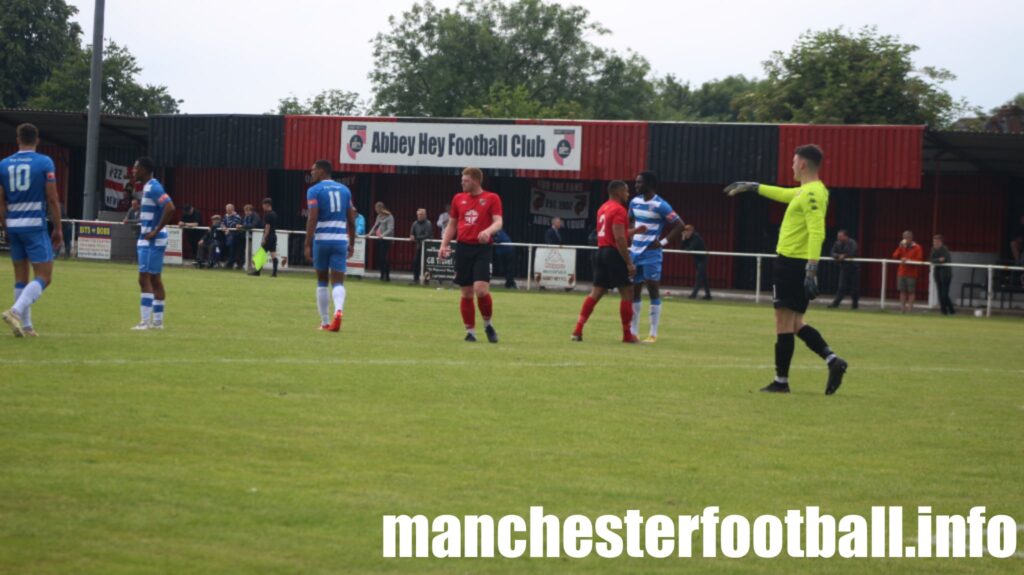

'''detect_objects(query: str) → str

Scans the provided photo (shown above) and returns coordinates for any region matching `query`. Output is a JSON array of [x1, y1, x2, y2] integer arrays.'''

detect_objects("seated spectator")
[[196, 214, 226, 268], [1011, 214, 1024, 264]]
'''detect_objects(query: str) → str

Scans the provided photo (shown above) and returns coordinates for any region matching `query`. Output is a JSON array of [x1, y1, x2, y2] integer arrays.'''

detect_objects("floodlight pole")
[[82, 0, 105, 220]]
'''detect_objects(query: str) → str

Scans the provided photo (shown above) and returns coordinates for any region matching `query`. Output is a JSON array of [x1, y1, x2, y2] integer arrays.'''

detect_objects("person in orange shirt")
[[892, 230, 924, 313]]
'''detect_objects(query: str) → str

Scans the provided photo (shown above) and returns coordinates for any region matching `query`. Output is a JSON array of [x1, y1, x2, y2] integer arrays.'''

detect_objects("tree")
[[737, 27, 967, 127], [0, 0, 82, 107], [27, 40, 181, 115], [272, 89, 364, 115], [370, 0, 656, 119], [653, 74, 761, 122]]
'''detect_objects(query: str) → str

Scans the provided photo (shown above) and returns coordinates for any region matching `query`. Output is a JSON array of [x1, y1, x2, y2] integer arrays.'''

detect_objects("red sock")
[[619, 299, 633, 335], [477, 293, 493, 322], [574, 296, 597, 336], [460, 297, 475, 329]]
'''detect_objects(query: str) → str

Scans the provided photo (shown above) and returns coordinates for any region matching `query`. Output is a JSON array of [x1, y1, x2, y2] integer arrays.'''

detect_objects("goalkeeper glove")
[[804, 262, 819, 300], [724, 181, 760, 196]]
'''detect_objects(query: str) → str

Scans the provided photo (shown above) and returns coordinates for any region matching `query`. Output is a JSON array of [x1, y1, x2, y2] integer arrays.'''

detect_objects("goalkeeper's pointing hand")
[[724, 181, 760, 196]]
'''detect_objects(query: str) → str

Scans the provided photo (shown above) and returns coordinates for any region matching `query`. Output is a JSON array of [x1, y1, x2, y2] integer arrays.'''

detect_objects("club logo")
[[347, 125, 367, 160], [553, 129, 576, 166]]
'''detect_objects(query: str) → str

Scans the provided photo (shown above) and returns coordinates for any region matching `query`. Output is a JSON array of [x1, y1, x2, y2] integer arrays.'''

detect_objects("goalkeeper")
[[725, 144, 848, 395]]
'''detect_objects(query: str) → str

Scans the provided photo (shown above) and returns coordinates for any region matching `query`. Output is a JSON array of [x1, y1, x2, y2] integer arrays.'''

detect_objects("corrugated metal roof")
[[777, 124, 924, 189], [648, 123, 778, 185], [150, 115, 283, 169]]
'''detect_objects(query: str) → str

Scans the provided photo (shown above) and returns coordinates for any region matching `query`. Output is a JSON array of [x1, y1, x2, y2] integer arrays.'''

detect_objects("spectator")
[[355, 211, 366, 236], [892, 230, 924, 313], [681, 224, 711, 300], [223, 204, 244, 270], [196, 214, 226, 268], [437, 204, 451, 238], [179, 204, 203, 261], [931, 234, 955, 315], [409, 208, 433, 283], [494, 229, 517, 289], [828, 229, 860, 309], [369, 201, 394, 282], [122, 199, 141, 224], [545, 217, 564, 245], [1011, 214, 1024, 264]]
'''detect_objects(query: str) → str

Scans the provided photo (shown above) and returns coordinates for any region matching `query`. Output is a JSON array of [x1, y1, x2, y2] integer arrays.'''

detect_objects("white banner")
[[347, 237, 366, 277], [529, 180, 589, 229], [533, 247, 577, 289], [341, 121, 582, 171], [165, 226, 183, 265], [250, 230, 290, 270], [76, 222, 112, 260]]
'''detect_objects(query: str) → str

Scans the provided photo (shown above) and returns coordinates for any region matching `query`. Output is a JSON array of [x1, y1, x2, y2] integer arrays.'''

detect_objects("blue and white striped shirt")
[[628, 194, 681, 263], [307, 180, 353, 245], [1, 151, 55, 233], [138, 179, 172, 247]]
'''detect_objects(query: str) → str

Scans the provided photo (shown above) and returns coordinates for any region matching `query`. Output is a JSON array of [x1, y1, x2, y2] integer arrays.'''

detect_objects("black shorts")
[[773, 254, 809, 314], [594, 246, 631, 290], [263, 233, 277, 253], [455, 243, 492, 286]]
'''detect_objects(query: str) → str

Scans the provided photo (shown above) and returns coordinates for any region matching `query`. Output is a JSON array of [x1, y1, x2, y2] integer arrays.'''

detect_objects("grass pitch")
[[1, 260, 1021, 574]]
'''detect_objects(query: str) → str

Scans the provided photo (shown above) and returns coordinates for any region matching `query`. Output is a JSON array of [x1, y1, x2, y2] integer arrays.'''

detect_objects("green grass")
[[1, 260, 1021, 574]]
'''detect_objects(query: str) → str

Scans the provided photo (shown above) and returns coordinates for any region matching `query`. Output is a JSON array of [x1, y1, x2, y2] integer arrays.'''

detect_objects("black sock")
[[775, 333, 795, 382], [272, 257, 278, 275], [798, 325, 835, 362]]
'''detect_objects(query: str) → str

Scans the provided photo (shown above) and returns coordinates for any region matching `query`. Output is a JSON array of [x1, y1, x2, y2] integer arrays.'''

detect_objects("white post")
[[244, 231, 252, 273], [526, 246, 534, 291], [880, 261, 887, 310], [986, 266, 994, 318], [755, 255, 762, 304], [419, 241, 426, 285], [927, 263, 936, 309]]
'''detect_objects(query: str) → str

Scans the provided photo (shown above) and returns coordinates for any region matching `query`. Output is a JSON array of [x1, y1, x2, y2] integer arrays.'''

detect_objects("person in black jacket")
[[545, 217, 564, 245], [828, 229, 860, 309], [681, 224, 711, 300], [931, 234, 955, 315]]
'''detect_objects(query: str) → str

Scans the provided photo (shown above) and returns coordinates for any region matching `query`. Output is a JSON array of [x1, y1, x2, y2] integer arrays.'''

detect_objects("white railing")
[[50, 219, 1024, 318]]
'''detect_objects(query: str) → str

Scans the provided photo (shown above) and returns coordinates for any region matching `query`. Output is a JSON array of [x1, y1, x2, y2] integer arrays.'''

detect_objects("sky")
[[67, 0, 1022, 115]]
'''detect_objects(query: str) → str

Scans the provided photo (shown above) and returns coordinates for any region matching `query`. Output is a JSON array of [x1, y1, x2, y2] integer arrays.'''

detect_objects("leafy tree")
[[27, 40, 181, 115], [370, 0, 654, 119], [273, 89, 365, 115], [737, 26, 966, 126], [653, 74, 761, 122], [0, 0, 82, 107]]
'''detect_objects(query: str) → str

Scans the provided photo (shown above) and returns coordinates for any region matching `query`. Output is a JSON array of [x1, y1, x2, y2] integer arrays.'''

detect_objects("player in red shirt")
[[572, 180, 641, 343], [439, 167, 504, 343]]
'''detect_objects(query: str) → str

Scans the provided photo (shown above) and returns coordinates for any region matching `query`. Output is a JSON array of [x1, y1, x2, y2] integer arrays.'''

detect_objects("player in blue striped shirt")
[[132, 157, 175, 331], [1, 123, 63, 337], [303, 160, 356, 332], [628, 171, 684, 343]]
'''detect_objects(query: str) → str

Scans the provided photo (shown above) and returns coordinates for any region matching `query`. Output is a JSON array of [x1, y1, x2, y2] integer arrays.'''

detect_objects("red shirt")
[[450, 190, 503, 244], [596, 199, 628, 248], [892, 242, 924, 278]]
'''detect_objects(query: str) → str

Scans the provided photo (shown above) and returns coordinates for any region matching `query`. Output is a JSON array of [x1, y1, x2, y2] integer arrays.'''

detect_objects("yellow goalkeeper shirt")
[[758, 180, 829, 261]]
